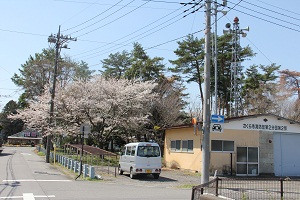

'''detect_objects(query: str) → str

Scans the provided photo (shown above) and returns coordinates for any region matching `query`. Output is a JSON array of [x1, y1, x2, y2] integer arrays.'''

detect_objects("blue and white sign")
[[211, 115, 225, 123]]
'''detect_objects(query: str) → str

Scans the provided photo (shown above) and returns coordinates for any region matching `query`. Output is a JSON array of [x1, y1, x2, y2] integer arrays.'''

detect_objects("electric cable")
[[60, 0, 101, 26], [0, 28, 47, 37], [241, 0, 300, 21], [227, 1, 300, 28], [227, 6, 300, 33], [73, 0, 199, 57], [79, 4, 203, 60], [73, 1, 150, 37], [63, 0, 125, 32], [73, 4, 186, 57], [254, 0, 300, 17]]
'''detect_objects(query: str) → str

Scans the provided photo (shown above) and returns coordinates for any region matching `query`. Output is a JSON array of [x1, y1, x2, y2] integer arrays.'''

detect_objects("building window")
[[171, 141, 176, 151], [170, 140, 193, 152], [182, 140, 188, 151], [188, 140, 193, 152], [211, 140, 234, 152], [175, 140, 181, 151]]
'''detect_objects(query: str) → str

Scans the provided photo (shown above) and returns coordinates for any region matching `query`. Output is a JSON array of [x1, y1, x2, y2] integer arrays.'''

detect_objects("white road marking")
[[20, 153, 32, 156], [3, 179, 71, 182], [23, 193, 35, 200], [0, 194, 55, 199]]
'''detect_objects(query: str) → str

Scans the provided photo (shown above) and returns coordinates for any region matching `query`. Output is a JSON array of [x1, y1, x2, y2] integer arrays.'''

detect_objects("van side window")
[[120, 147, 125, 156], [126, 146, 132, 156], [131, 146, 136, 156]]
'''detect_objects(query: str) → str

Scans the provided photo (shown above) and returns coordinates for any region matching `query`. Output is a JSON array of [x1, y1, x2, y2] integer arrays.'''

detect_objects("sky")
[[0, 0, 299, 110]]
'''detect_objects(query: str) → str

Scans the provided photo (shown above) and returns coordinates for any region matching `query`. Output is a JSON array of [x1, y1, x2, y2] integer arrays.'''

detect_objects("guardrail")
[[50, 152, 95, 179]]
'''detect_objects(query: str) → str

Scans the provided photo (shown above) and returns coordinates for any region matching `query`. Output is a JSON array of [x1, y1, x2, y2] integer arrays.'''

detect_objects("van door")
[[123, 146, 132, 172], [128, 146, 136, 170]]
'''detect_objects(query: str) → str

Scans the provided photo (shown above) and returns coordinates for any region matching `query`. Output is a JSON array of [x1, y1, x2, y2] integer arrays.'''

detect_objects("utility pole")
[[46, 26, 76, 163], [212, 1, 227, 115], [201, 0, 211, 184]]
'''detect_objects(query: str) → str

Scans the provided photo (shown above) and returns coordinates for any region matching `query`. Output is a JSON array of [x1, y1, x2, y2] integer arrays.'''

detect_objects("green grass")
[[176, 184, 198, 189], [37, 152, 45, 156]]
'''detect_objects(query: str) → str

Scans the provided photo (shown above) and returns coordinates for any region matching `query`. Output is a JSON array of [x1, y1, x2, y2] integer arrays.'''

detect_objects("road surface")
[[0, 147, 191, 200]]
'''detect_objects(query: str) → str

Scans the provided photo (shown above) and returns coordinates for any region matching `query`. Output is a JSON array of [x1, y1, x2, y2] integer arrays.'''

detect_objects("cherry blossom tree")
[[10, 76, 157, 148]]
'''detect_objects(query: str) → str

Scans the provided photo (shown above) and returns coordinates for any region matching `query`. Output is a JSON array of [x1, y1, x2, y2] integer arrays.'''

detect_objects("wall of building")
[[164, 127, 202, 172], [210, 129, 259, 175], [259, 131, 274, 174]]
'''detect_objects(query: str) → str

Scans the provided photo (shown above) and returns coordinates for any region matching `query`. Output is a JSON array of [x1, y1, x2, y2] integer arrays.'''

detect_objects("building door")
[[274, 133, 300, 176], [236, 147, 259, 176]]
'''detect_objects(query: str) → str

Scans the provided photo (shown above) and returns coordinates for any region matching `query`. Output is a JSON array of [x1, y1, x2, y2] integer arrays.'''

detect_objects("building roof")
[[164, 114, 300, 130]]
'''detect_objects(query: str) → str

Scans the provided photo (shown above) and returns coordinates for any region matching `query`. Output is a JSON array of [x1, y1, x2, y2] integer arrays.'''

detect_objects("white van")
[[118, 142, 162, 179]]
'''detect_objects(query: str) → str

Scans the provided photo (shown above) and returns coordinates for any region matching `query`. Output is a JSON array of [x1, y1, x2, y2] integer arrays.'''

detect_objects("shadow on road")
[[0, 153, 13, 157], [124, 174, 178, 182]]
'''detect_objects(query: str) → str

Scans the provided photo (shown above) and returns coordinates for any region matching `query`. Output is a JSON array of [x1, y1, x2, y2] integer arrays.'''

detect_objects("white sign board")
[[210, 123, 224, 133], [80, 123, 91, 138]]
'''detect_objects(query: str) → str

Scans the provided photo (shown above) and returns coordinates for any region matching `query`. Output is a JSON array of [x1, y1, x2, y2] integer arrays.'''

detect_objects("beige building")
[[164, 114, 300, 176]]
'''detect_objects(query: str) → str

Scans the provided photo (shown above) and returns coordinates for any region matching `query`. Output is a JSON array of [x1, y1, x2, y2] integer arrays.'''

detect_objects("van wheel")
[[153, 174, 160, 179], [118, 165, 123, 175], [130, 168, 135, 179]]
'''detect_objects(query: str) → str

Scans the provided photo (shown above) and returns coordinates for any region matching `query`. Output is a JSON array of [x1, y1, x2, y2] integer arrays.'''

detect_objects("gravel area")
[[96, 167, 202, 189]]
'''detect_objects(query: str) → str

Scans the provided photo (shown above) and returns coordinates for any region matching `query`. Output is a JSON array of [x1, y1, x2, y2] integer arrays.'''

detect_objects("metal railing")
[[191, 177, 300, 200]]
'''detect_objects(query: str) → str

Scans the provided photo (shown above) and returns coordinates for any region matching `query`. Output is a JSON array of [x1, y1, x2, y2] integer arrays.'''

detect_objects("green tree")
[[243, 64, 280, 114], [101, 51, 132, 79], [169, 35, 205, 106], [12, 48, 94, 101], [0, 100, 24, 142], [125, 43, 165, 81]]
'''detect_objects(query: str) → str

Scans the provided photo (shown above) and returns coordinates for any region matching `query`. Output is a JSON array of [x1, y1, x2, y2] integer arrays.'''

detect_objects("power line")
[[0, 28, 47, 37], [75, 1, 151, 37], [140, 0, 187, 4], [54, 0, 178, 10], [228, 1, 300, 28], [227, 6, 300, 33], [76, 7, 188, 58], [241, 0, 300, 21], [72, 1, 193, 57], [79, 4, 202, 60], [254, 0, 300, 17], [63, 0, 125, 32], [61, 0, 101, 25], [88, 27, 204, 68], [245, 37, 273, 64]]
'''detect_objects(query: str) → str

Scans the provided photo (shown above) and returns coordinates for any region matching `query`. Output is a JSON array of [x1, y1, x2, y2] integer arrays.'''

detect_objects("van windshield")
[[137, 146, 160, 157]]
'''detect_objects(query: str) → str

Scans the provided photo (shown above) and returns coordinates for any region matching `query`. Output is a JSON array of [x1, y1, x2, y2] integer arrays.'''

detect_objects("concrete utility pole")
[[46, 26, 76, 163], [212, 1, 227, 115], [201, 0, 211, 184]]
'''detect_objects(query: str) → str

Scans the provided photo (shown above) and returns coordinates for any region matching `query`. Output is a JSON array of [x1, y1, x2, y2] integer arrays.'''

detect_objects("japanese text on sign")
[[243, 124, 287, 131]]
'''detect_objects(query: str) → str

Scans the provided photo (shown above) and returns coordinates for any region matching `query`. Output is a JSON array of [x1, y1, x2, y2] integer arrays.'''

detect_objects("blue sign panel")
[[211, 115, 225, 123]]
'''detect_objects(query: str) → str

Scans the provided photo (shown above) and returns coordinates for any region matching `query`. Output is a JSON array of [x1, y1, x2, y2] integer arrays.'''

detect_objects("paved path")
[[0, 147, 191, 200]]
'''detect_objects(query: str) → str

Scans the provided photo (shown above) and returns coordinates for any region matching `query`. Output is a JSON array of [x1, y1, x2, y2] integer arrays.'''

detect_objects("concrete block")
[[89, 166, 95, 179], [74, 161, 78, 173], [83, 164, 88, 178]]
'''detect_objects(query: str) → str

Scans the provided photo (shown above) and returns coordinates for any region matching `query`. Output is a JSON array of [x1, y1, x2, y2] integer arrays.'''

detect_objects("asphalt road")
[[0, 147, 191, 200]]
